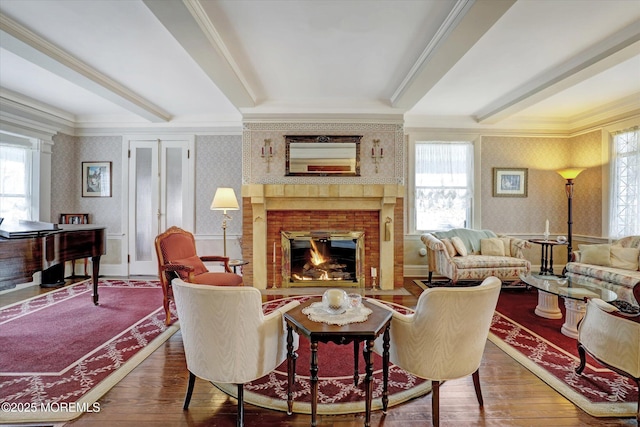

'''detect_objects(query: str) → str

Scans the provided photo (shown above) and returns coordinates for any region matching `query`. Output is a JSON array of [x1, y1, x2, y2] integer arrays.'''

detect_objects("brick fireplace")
[[241, 184, 404, 289]]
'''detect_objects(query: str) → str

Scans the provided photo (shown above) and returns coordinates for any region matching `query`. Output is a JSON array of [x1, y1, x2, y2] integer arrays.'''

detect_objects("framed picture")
[[82, 161, 112, 197], [493, 168, 528, 197], [59, 213, 89, 225]]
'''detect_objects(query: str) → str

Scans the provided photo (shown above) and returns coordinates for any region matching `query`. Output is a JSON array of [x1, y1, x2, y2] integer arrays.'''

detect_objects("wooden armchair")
[[155, 226, 243, 325]]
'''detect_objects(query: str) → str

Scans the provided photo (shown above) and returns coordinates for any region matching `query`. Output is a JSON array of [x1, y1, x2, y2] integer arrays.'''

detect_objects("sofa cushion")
[[565, 262, 640, 288], [451, 236, 468, 256], [579, 244, 611, 267], [441, 238, 457, 257], [610, 246, 640, 271], [433, 228, 497, 254], [481, 238, 505, 256], [499, 237, 512, 257], [451, 255, 529, 269]]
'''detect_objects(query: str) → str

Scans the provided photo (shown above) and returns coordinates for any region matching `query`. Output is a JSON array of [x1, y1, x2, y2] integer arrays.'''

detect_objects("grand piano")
[[0, 220, 106, 305]]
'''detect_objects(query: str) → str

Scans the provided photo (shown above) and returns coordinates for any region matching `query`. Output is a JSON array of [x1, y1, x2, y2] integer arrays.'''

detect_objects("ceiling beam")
[[0, 13, 171, 123], [475, 22, 640, 124], [143, 0, 255, 109], [391, 0, 516, 110]]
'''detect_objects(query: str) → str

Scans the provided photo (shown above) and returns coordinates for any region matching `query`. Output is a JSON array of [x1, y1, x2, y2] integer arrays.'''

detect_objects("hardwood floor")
[[1, 278, 636, 426]]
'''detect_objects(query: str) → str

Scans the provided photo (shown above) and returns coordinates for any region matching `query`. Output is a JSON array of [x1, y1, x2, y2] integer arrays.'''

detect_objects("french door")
[[127, 136, 194, 275]]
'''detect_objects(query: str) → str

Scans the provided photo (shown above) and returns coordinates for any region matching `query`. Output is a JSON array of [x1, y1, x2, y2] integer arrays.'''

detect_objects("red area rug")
[[491, 289, 638, 418], [214, 296, 431, 414], [0, 279, 179, 423]]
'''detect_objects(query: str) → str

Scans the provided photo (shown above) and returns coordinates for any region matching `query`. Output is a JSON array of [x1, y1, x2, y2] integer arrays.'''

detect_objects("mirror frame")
[[285, 135, 362, 176]]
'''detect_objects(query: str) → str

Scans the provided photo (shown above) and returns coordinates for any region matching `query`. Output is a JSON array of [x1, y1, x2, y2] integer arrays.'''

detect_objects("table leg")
[[382, 325, 390, 413], [353, 340, 360, 386], [363, 339, 374, 427], [548, 245, 555, 275], [561, 298, 587, 339], [539, 244, 546, 275], [286, 325, 295, 415], [535, 290, 562, 319], [310, 340, 318, 427], [91, 255, 101, 305]]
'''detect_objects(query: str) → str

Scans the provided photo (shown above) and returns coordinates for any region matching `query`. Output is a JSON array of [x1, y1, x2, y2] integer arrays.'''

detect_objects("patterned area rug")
[[414, 278, 637, 417], [214, 296, 431, 414], [0, 279, 179, 423]]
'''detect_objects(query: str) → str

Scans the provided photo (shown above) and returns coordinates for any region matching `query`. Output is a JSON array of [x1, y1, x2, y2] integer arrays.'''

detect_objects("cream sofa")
[[421, 228, 531, 284], [564, 236, 640, 307]]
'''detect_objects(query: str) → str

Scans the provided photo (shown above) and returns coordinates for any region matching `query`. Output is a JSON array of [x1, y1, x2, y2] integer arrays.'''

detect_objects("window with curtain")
[[609, 126, 639, 238], [0, 142, 32, 221], [414, 141, 473, 231]]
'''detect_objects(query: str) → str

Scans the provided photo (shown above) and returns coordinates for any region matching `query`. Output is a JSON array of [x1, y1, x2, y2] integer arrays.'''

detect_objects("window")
[[609, 127, 639, 238], [414, 141, 473, 231], [0, 139, 33, 221]]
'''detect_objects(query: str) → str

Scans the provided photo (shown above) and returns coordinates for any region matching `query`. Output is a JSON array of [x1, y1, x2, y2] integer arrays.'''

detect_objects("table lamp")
[[210, 187, 239, 257]]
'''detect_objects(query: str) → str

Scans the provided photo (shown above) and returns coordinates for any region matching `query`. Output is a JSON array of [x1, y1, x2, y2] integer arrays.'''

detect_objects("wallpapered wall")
[[51, 134, 123, 234], [50, 127, 604, 275], [242, 122, 405, 185], [194, 135, 242, 236], [481, 130, 602, 238]]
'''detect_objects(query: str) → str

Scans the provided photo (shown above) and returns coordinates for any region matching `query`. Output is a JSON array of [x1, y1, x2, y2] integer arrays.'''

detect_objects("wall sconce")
[[371, 139, 383, 173], [261, 139, 274, 172], [557, 168, 585, 261]]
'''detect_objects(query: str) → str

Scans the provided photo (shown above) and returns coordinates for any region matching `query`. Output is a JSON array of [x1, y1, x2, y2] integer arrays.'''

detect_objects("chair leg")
[[472, 369, 484, 407], [183, 371, 196, 410], [575, 343, 587, 374], [431, 380, 440, 427], [237, 384, 244, 427], [164, 295, 171, 326]]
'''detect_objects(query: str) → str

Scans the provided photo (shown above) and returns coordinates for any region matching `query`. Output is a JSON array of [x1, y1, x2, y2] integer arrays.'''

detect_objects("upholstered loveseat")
[[422, 228, 531, 284], [564, 236, 640, 307]]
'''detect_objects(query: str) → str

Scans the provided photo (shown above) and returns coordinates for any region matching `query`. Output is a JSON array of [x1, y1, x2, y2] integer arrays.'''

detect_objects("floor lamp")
[[210, 187, 239, 257], [557, 168, 585, 261]]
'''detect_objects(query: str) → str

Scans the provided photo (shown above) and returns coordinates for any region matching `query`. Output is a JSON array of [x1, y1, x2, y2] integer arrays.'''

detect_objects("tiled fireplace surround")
[[241, 184, 404, 290]]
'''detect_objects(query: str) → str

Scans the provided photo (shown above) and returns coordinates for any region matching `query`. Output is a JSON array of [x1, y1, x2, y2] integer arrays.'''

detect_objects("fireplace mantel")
[[242, 184, 404, 290]]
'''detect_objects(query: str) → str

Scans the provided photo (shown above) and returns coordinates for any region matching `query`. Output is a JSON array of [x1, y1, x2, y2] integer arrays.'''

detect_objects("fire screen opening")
[[281, 230, 364, 287]]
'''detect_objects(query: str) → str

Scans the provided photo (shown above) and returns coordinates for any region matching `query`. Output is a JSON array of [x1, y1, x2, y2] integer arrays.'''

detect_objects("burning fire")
[[309, 239, 328, 266]]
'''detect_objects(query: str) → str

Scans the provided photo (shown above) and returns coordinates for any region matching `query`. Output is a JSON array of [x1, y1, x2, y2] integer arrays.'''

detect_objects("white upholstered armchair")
[[576, 298, 640, 421], [370, 276, 501, 427], [171, 279, 300, 426]]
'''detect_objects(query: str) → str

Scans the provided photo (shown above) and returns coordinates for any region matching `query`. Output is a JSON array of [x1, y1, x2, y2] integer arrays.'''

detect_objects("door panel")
[[128, 138, 193, 276]]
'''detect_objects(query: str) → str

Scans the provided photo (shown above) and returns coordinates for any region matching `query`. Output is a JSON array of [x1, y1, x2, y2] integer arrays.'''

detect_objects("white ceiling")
[[0, 0, 639, 132]]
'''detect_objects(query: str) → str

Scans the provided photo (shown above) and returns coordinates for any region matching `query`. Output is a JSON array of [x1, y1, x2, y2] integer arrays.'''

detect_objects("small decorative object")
[[492, 167, 528, 198], [544, 219, 550, 241], [322, 289, 349, 314], [82, 161, 112, 197], [371, 139, 383, 173], [557, 236, 567, 243], [371, 267, 378, 290], [347, 293, 362, 310], [261, 139, 274, 172]]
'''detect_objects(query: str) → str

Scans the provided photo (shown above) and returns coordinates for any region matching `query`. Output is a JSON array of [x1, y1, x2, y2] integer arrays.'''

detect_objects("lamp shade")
[[557, 168, 585, 180], [210, 187, 239, 211]]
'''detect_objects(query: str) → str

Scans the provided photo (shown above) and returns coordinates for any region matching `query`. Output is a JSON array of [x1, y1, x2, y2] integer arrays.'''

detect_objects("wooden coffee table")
[[284, 298, 392, 427]]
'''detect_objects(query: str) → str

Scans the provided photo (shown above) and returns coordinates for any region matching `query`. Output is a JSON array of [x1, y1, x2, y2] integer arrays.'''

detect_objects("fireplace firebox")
[[281, 230, 364, 287]]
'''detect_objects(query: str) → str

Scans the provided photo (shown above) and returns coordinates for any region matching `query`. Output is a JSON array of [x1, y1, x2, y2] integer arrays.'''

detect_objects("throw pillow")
[[170, 255, 208, 279], [481, 238, 505, 256], [441, 238, 458, 257], [499, 237, 512, 257], [579, 244, 611, 267], [610, 246, 640, 270], [451, 236, 468, 257]]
